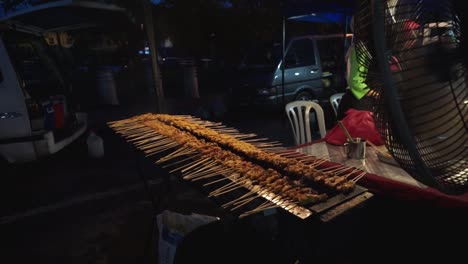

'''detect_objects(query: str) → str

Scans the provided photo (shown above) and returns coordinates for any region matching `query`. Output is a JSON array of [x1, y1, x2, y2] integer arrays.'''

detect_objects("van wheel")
[[295, 91, 315, 102]]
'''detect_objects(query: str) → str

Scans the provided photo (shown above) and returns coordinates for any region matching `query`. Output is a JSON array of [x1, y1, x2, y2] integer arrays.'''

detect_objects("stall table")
[[291, 139, 468, 209]]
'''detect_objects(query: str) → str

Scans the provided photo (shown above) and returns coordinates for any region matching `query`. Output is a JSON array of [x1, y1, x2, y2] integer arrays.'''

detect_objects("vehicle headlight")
[[257, 88, 270, 95]]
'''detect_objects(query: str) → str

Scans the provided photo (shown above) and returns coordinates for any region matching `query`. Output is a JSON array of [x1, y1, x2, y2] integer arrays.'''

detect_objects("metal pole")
[[282, 16, 286, 107], [142, 0, 165, 113]]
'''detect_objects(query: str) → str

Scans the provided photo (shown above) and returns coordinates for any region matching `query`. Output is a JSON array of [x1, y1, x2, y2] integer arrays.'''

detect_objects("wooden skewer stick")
[[230, 195, 260, 211], [183, 163, 226, 178], [214, 128, 239, 133], [279, 151, 302, 157], [332, 166, 355, 175], [319, 164, 343, 172], [342, 168, 362, 179], [232, 133, 257, 139], [156, 150, 195, 164], [144, 143, 180, 157], [352, 172, 367, 182], [320, 164, 348, 173], [222, 188, 260, 208], [181, 160, 218, 176], [183, 165, 224, 180], [121, 126, 154, 134], [208, 180, 239, 195], [202, 172, 241, 186], [239, 204, 280, 218], [134, 137, 169, 147], [367, 140, 392, 157], [128, 134, 162, 144], [156, 147, 195, 163], [142, 142, 178, 154], [116, 126, 148, 133], [239, 201, 279, 218], [119, 129, 152, 137], [189, 168, 235, 181], [253, 142, 284, 147], [168, 157, 207, 173], [115, 123, 146, 130], [243, 138, 270, 143], [143, 142, 178, 153], [210, 184, 244, 197], [126, 131, 159, 141], [180, 157, 212, 173], [138, 139, 174, 150], [265, 148, 287, 152], [162, 154, 201, 168], [208, 179, 245, 197], [202, 176, 230, 187], [295, 155, 317, 161]]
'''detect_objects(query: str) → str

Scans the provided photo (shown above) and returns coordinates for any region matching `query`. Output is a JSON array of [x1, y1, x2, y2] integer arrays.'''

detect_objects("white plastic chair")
[[330, 93, 345, 117], [285, 101, 326, 145]]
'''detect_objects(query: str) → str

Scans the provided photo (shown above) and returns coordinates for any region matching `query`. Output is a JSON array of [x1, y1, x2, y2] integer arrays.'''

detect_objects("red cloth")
[[325, 109, 384, 146], [404, 20, 420, 30], [53, 102, 65, 129]]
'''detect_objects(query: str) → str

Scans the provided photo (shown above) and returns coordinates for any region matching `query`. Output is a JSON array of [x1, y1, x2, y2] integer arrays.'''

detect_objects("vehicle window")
[[0, 69, 3, 83], [244, 44, 281, 67], [285, 38, 315, 68], [5, 33, 65, 100]]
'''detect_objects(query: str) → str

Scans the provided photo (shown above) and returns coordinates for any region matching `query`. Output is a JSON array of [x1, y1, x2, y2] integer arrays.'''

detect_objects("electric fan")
[[353, 0, 467, 194]]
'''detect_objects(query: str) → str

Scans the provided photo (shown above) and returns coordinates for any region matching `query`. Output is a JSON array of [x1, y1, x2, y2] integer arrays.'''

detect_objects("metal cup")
[[344, 138, 366, 160]]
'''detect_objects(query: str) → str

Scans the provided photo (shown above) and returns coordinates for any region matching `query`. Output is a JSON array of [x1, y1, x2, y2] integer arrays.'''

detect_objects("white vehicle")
[[0, 0, 127, 163]]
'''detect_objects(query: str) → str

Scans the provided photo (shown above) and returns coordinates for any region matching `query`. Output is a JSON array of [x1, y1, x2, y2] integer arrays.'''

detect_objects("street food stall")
[[109, 113, 374, 221]]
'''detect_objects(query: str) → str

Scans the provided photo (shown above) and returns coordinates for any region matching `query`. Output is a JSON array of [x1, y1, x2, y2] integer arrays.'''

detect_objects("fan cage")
[[353, 0, 468, 194]]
